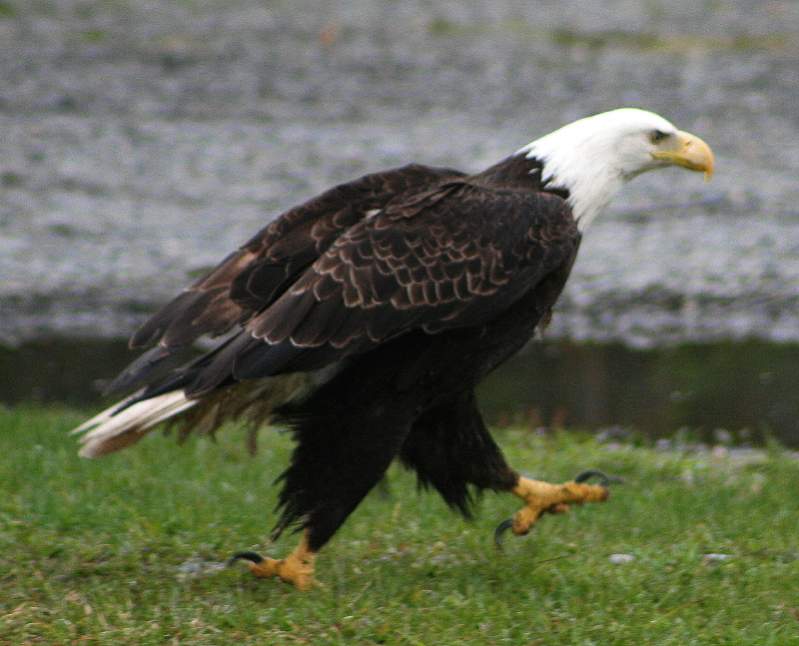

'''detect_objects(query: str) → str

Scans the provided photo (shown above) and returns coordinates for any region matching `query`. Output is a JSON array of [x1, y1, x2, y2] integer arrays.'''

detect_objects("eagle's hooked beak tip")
[[652, 130, 714, 181]]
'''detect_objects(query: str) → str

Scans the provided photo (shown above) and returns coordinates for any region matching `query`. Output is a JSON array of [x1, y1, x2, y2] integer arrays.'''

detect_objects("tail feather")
[[71, 392, 142, 435], [74, 390, 197, 458]]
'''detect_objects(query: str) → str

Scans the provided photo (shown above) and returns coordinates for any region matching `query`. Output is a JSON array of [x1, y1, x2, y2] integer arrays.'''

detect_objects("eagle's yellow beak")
[[651, 130, 714, 181]]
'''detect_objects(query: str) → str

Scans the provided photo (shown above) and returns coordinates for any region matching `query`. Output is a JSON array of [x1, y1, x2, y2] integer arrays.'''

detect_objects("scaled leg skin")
[[231, 531, 317, 591], [495, 470, 618, 546]]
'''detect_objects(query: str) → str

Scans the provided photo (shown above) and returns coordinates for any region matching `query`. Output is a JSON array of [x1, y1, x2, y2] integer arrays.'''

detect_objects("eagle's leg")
[[230, 531, 316, 591], [494, 470, 614, 546], [400, 390, 617, 545], [230, 373, 417, 590]]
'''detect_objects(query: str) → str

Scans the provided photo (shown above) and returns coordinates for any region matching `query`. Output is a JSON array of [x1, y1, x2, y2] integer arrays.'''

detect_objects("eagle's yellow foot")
[[230, 535, 317, 591], [495, 470, 620, 548]]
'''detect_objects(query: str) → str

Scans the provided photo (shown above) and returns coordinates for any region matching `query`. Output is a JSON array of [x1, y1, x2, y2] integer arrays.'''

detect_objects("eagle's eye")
[[649, 129, 670, 144]]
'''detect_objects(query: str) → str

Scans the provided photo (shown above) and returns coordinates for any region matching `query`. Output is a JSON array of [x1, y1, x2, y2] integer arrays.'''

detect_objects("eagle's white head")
[[518, 108, 714, 230]]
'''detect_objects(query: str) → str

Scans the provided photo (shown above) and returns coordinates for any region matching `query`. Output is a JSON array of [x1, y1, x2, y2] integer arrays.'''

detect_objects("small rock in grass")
[[608, 553, 635, 564], [176, 558, 226, 579], [711, 445, 729, 458], [655, 438, 673, 452], [704, 553, 732, 562], [713, 428, 733, 445], [596, 425, 630, 443]]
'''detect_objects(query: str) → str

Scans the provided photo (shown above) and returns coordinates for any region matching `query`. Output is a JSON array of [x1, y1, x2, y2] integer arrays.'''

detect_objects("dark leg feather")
[[272, 377, 416, 552], [399, 390, 518, 517]]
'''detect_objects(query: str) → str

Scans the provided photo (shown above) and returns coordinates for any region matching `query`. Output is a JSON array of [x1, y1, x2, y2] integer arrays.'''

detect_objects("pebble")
[[176, 558, 227, 579]]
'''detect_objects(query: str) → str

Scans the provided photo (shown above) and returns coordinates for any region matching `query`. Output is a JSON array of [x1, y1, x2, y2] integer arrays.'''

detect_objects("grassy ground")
[[1, 406, 798, 645]]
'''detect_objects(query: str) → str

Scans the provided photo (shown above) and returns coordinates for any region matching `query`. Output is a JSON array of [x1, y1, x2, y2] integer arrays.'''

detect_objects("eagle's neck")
[[516, 129, 628, 231]]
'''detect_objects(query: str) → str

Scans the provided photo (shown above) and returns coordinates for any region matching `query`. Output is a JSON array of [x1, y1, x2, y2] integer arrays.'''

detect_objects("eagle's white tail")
[[72, 390, 197, 458]]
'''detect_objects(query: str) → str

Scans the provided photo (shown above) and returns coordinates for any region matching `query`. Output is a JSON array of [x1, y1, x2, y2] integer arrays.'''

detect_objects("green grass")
[[2, 406, 798, 644]]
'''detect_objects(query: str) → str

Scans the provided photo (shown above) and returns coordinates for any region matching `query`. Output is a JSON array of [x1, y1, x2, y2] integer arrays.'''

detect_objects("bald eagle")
[[74, 109, 714, 589]]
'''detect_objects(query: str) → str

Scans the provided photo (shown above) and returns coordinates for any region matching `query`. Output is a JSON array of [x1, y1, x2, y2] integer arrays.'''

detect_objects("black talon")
[[228, 551, 264, 567], [493, 518, 515, 550], [574, 470, 624, 487]]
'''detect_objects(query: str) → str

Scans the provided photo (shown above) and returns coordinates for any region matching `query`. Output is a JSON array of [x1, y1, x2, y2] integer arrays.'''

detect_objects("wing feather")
[[111, 164, 463, 394], [199, 181, 579, 385], [130, 164, 464, 352]]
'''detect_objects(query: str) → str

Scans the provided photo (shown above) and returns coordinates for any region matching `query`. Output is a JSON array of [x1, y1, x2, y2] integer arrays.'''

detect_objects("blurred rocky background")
[[1, 1, 798, 440]]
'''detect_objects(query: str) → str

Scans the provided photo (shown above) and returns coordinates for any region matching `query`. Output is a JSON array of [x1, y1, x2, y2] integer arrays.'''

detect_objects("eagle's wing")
[[107, 164, 463, 393], [131, 164, 464, 349], [187, 179, 579, 394], [77, 177, 578, 457]]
